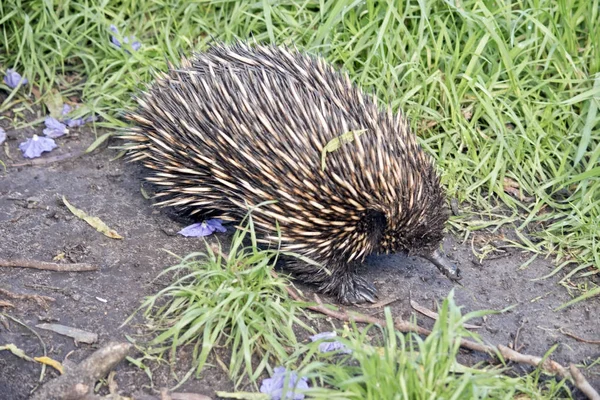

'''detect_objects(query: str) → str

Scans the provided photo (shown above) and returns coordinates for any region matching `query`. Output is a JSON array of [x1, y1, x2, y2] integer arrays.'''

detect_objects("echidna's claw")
[[424, 249, 462, 282], [339, 275, 378, 305]]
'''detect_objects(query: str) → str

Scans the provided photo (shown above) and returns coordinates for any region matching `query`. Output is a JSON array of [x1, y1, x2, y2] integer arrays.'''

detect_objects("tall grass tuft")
[[296, 291, 571, 399], [133, 214, 312, 388]]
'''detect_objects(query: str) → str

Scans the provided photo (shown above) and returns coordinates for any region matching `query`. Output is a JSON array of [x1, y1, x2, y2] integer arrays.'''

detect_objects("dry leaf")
[[44, 89, 64, 119], [35, 356, 64, 374], [36, 323, 98, 344], [503, 178, 534, 202], [62, 196, 123, 239], [0, 343, 35, 362]]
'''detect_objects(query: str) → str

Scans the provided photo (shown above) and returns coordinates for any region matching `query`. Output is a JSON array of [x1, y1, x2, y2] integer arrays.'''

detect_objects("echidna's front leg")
[[284, 260, 377, 304], [319, 271, 378, 305]]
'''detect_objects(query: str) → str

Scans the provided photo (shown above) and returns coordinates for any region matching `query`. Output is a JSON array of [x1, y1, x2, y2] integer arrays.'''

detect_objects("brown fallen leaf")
[[30, 85, 42, 101], [36, 323, 98, 344], [35, 356, 64, 374], [462, 105, 474, 121], [62, 196, 123, 240], [502, 177, 535, 202]]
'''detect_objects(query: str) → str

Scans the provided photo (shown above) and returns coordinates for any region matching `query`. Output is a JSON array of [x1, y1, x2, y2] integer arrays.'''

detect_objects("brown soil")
[[0, 111, 598, 399]]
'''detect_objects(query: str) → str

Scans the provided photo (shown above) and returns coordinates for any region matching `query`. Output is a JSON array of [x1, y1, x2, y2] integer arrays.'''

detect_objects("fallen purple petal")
[[310, 331, 352, 354], [62, 111, 97, 128], [3, 69, 28, 88], [62, 104, 73, 115], [205, 218, 226, 233], [65, 118, 86, 128], [260, 366, 308, 400], [19, 134, 57, 158], [178, 219, 226, 237], [260, 376, 284, 399], [0, 127, 6, 145], [109, 25, 121, 47], [109, 24, 141, 52], [43, 116, 68, 138], [123, 36, 142, 51]]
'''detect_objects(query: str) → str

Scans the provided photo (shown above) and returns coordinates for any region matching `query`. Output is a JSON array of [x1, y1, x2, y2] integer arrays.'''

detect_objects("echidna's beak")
[[423, 249, 462, 282]]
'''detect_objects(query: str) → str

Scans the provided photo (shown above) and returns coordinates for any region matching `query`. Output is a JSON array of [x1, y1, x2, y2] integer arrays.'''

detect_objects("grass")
[[1, 0, 598, 289], [127, 214, 313, 389], [295, 293, 571, 399]]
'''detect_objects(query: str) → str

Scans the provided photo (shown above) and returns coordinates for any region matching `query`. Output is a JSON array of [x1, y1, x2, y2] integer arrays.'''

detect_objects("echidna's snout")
[[422, 249, 461, 282]]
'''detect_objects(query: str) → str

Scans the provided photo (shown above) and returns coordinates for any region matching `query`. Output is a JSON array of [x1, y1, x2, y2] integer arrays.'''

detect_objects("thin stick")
[[0, 300, 14, 308], [561, 329, 600, 345], [10, 149, 87, 168], [570, 364, 600, 400], [0, 259, 98, 272], [0, 288, 55, 308], [355, 296, 402, 309], [271, 271, 600, 399]]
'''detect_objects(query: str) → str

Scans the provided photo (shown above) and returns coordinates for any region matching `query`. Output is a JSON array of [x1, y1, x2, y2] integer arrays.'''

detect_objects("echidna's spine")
[[121, 41, 452, 304]]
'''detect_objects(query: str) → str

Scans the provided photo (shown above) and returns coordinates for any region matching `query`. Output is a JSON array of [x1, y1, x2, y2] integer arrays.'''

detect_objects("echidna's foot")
[[320, 273, 378, 305]]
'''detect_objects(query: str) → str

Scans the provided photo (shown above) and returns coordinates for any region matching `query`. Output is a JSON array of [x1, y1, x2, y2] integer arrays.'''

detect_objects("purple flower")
[[3, 69, 28, 88], [178, 219, 226, 237], [260, 366, 308, 400], [65, 117, 86, 128], [0, 127, 6, 145], [43, 116, 68, 138], [310, 331, 351, 354], [60, 104, 97, 127], [63, 115, 97, 127], [19, 134, 57, 158], [61, 104, 73, 115], [109, 25, 141, 52]]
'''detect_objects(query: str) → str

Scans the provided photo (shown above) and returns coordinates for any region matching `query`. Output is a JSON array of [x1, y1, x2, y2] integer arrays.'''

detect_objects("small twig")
[[9, 149, 88, 168], [161, 388, 173, 400], [570, 364, 600, 400], [25, 283, 69, 295], [409, 298, 481, 329], [513, 319, 526, 350], [355, 296, 402, 309], [560, 329, 600, 345], [0, 259, 98, 272], [0, 300, 14, 308], [0, 288, 55, 308], [497, 344, 567, 376]]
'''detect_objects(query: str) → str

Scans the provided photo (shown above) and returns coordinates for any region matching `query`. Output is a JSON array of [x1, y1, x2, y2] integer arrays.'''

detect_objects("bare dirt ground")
[[1, 110, 599, 399]]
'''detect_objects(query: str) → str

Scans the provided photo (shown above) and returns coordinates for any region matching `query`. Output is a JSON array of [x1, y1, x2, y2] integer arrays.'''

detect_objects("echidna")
[[121, 41, 460, 304]]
